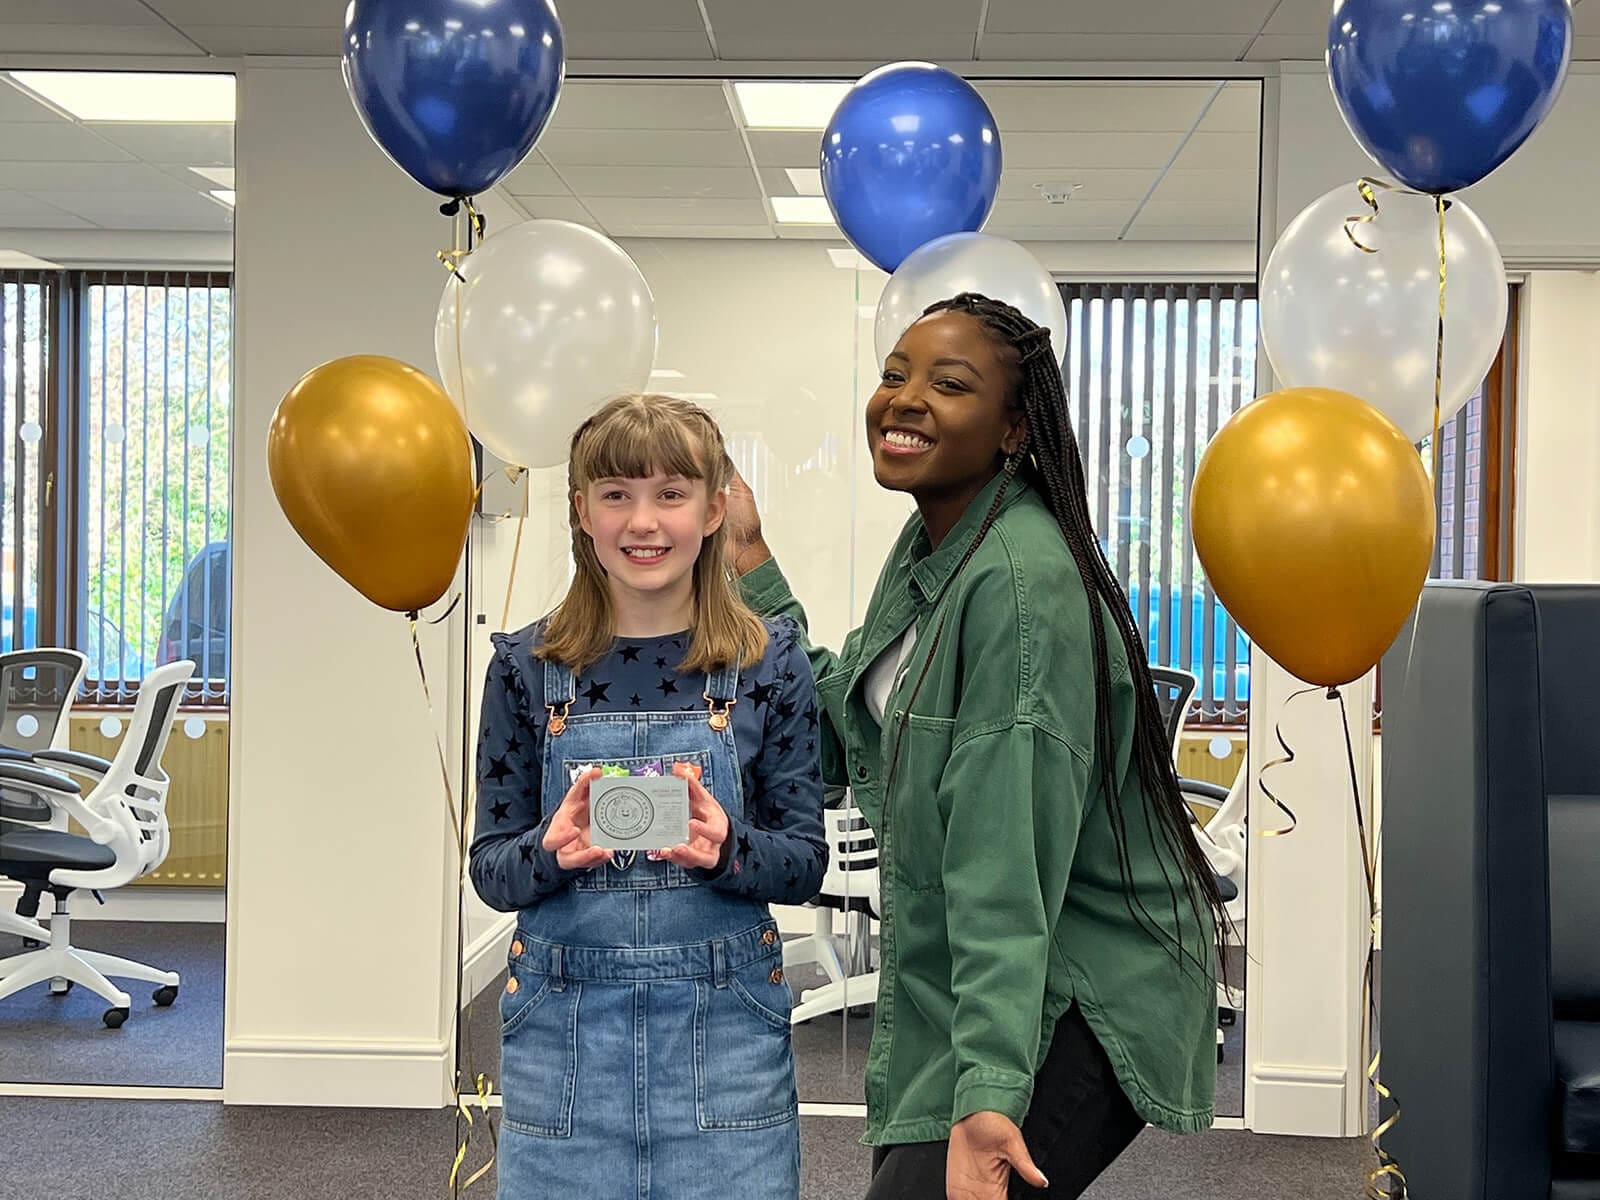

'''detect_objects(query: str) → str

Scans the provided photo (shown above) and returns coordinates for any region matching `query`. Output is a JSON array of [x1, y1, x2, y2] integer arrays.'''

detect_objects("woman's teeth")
[[884, 430, 933, 450]]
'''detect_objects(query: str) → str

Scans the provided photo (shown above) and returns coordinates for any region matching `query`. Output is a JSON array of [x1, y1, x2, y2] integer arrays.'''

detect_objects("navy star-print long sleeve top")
[[469, 616, 828, 912]]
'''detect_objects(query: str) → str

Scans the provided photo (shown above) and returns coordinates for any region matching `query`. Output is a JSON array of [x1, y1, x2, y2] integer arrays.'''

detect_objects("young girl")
[[469, 394, 826, 1200]]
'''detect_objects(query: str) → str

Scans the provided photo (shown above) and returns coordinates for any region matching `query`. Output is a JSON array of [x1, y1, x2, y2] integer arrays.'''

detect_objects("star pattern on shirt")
[[490, 799, 512, 823], [620, 645, 641, 663], [518, 843, 535, 864], [744, 679, 776, 710], [629, 694, 643, 708], [657, 677, 679, 697], [654, 656, 669, 670], [486, 755, 514, 785], [582, 680, 612, 706]]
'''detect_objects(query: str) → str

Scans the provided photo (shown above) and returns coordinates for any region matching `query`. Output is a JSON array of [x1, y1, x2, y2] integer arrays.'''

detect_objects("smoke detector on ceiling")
[[1033, 182, 1083, 205]]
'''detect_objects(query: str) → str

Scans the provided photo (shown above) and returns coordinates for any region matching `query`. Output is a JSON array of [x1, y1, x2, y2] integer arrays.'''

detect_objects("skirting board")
[[1249, 1063, 1351, 1136], [225, 1035, 451, 1108], [0, 881, 225, 923]]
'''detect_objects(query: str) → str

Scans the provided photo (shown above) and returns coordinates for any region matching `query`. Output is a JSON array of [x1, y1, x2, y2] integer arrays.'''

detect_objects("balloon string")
[[501, 470, 530, 632], [1257, 685, 1321, 837], [1431, 194, 1446, 487], [405, 613, 499, 1193], [1343, 178, 1384, 254], [1330, 688, 1408, 1198]]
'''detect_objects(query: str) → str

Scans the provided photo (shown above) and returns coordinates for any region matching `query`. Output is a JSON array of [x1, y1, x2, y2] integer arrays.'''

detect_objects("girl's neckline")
[[613, 630, 690, 645]]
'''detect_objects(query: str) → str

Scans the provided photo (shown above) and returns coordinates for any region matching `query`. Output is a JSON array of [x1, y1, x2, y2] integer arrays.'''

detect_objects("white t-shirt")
[[863, 625, 918, 726]]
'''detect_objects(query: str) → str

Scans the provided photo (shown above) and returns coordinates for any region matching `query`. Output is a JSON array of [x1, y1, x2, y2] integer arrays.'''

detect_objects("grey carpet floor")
[[0, 1097, 1377, 1200], [0, 921, 223, 1088]]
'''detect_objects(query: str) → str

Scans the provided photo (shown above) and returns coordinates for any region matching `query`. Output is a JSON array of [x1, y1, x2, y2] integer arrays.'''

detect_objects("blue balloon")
[[1328, 0, 1571, 195], [822, 63, 1002, 274], [342, 0, 565, 199]]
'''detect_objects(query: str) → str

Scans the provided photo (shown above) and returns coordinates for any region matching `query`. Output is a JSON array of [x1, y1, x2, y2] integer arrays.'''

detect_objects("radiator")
[[68, 715, 229, 888]]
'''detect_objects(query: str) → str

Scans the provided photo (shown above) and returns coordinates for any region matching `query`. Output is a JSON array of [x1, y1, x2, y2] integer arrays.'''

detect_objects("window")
[[0, 268, 232, 706], [1058, 282, 1257, 726]]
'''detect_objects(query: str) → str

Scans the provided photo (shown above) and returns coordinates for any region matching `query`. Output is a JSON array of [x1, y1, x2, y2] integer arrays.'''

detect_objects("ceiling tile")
[[500, 157, 569, 197], [1579, 0, 1600, 35], [746, 130, 825, 168], [517, 197, 599, 226], [550, 82, 734, 132], [0, 191, 94, 229], [1147, 168, 1259, 205], [1129, 200, 1255, 228], [560, 0, 708, 33], [556, 164, 759, 200], [986, 198, 1138, 228], [25, 189, 232, 230], [979, 32, 1254, 60], [3, 0, 165, 20], [0, 124, 134, 164], [147, 0, 336, 24], [985, 0, 1277, 35], [987, 225, 1126, 241], [997, 167, 1164, 202], [564, 32, 715, 59], [538, 129, 749, 168], [0, 161, 192, 192], [0, 81, 76, 123], [704, 0, 982, 34], [715, 33, 977, 60], [1203, 83, 1264, 132], [1001, 130, 1188, 170], [1124, 223, 1256, 242], [86, 124, 234, 167], [1242, 33, 1326, 60], [1260, 0, 1337, 35], [180, 26, 340, 55], [973, 82, 1215, 132], [774, 224, 847, 240], [608, 223, 775, 240], [1170, 131, 1260, 173], [582, 197, 769, 227], [0, 23, 204, 54]]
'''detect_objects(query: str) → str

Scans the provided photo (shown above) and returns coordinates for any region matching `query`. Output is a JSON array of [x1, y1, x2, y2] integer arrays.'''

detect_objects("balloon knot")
[[440, 198, 462, 218]]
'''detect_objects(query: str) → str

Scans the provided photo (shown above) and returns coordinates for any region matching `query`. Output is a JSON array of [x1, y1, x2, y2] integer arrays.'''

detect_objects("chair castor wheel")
[[49, 978, 72, 996], [1219, 1008, 1237, 1027], [103, 1007, 129, 1029], [22, 937, 42, 950], [153, 985, 178, 1007]]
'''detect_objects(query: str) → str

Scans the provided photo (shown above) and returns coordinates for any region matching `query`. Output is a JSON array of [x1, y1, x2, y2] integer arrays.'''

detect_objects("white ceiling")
[[503, 79, 1261, 243], [2, 0, 1599, 63]]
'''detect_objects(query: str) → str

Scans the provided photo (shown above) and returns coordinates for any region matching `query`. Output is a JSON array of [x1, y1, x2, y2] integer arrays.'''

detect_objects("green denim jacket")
[[743, 472, 1216, 1145]]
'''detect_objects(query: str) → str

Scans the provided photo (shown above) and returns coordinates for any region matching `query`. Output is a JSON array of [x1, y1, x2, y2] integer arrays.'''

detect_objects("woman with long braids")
[[725, 293, 1224, 1199]]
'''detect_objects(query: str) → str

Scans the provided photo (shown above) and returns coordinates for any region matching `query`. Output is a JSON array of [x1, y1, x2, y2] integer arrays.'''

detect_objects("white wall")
[[227, 60, 464, 1107]]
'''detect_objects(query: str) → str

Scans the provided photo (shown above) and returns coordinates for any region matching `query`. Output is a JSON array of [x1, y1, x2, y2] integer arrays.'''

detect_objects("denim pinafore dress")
[[496, 656, 801, 1200]]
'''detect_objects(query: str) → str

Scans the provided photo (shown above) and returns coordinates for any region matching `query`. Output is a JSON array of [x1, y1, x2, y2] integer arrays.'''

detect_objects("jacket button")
[[769, 968, 785, 985], [506, 977, 519, 995], [854, 765, 868, 781], [510, 940, 524, 956], [761, 929, 778, 946]]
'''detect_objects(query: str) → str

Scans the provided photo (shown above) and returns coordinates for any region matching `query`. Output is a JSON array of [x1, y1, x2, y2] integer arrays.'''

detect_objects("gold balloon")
[[1191, 387, 1435, 689], [268, 354, 474, 614]]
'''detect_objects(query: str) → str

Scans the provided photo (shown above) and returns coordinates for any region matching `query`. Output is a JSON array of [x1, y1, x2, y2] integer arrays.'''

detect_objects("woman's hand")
[[946, 1112, 1047, 1200], [723, 469, 771, 576], [541, 767, 614, 871], [660, 761, 732, 870]]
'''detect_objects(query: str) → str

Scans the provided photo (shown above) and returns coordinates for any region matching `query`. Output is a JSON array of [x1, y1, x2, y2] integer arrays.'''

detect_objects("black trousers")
[[865, 1005, 1145, 1199]]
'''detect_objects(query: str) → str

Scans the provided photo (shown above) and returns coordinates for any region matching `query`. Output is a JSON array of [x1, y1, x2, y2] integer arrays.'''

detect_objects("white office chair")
[[0, 660, 192, 1028], [783, 802, 881, 1024]]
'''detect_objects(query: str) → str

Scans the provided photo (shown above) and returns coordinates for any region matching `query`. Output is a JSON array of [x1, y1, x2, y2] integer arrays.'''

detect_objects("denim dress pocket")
[[499, 964, 582, 1138], [693, 949, 797, 1132]]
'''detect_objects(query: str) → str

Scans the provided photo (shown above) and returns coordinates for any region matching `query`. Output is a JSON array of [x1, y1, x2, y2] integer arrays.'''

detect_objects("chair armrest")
[[0, 760, 80, 795], [32, 748, 112, 778], [1177, 778, 1231, 804]]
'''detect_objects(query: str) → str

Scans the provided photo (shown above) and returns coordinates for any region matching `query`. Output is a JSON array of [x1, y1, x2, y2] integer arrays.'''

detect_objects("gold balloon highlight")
[[268, 354, 474, 614], [1191, 387, 1435, 689]]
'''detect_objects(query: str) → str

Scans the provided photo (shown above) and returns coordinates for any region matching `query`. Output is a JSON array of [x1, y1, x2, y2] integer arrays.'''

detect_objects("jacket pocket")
[[499, 969, 581, 1137], [694, 951, 798, 1131], [888, 713, 955, 893]]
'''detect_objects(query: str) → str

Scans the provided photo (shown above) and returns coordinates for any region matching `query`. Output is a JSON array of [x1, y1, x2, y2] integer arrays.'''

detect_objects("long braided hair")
[[896, 292, 1228, 982]]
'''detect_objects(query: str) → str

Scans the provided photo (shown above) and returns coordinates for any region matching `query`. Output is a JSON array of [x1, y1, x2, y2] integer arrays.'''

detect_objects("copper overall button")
[[511, 940, 524, 956], [506, 977, 520, 995], [769, 968, 784, 985], [760, 930, 778, 947]]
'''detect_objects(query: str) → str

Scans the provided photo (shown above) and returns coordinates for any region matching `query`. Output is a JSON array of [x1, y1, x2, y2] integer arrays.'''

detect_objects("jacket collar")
[[906, 470, 1032, 606]]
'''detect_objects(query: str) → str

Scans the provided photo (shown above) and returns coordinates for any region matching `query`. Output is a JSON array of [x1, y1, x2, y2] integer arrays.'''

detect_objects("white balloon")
[[874, 233, 1068, 368], [436, 220, 659, 469], [1260, 183, 1507, 441]]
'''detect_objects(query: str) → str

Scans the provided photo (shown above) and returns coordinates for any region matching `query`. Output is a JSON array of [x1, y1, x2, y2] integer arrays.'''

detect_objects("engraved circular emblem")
[[594, 785, 654, 841]]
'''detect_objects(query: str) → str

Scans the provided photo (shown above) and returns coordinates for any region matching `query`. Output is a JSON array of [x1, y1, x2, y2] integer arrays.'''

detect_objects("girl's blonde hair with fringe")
[[539, 394, 768, 675]]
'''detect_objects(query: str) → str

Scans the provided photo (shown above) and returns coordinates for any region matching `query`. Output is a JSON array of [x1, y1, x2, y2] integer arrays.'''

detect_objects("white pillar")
[[226, 61, 463, 1107]]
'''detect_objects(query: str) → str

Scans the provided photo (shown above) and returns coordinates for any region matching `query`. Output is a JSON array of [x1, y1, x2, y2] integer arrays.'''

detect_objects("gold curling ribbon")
[[406, 610, 500, 1193], [1257, 685, 1322, 838], [1330, 688, 1407, 1199]]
